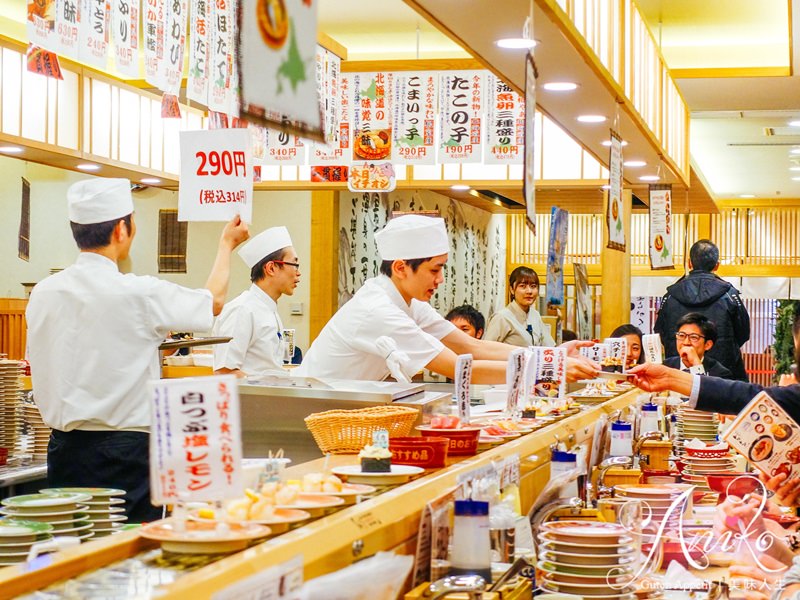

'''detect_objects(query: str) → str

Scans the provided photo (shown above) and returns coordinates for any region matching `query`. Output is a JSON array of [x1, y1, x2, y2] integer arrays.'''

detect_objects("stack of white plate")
[[0, 360, 24, 457], [41, 487, 127, 538], [680, 453, 736, 496], [674, 407, 719, 456], [0, 492, 94, 541], [0, 519, 54, 566], [21, 395, 50, 460], [614, 484, 690, 527], [537, 521, 637, 600]]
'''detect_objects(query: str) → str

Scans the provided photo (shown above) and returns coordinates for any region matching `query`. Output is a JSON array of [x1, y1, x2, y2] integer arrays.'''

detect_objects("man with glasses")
[[662, 313, 733, 379], [213, 226, 301, 377]]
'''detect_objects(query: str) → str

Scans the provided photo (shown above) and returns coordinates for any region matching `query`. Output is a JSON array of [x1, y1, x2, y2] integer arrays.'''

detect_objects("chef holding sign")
[[213, 226, 300, 376], [26, 178, 249, 523], [296, 215, 598, 384]]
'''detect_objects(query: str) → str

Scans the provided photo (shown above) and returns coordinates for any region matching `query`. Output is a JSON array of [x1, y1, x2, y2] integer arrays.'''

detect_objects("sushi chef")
[[213, 226, 300, 376], [26, 178, 249, 523], [296, 214, 598, 383]]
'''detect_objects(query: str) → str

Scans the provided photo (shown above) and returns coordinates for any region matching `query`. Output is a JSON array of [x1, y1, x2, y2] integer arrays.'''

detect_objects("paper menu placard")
[[722, 392, 800, 479], [530, 346, 567, 399], [505, 348, 526, 416], [580, 343, 610, 363], [149, 375, 243, 505], [642, 334, 663, 364], [455, 354, 473, 425], [520, 349, 537, 409], [604, 337, 629, 372]]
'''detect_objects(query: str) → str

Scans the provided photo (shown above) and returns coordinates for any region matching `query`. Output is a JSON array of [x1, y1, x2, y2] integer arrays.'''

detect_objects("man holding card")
[[26, 178, 249, 523], [213, 226, 300, 377], [662, 313, 733, 379]]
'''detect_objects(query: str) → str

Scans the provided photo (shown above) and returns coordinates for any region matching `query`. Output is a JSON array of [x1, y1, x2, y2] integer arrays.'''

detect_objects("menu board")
[[723, 392, 800, 479]]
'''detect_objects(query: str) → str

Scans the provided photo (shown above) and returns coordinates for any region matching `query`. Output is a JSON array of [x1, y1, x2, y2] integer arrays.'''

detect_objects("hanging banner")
[[27, 0, 56, 50], [347, 162, 396, 193], [178, 129, 253, 223], [606, 130, 626, 251], [265, 126, 307, 166], [156, 0, 187, 94], [573, 263, 592, 340], [523, 52, 537, 235], [143, 0, 166, 89], [310, 47, 347, 165], [54, 0, 80, 59], [207, 0, 234, 113], [648, 184, 674, 269], [238, 0, 323, 141], [392, 72, 437, 165], [27, 44, 63, 79], [187, 0, 210, 104], [439, 71, 484, 163], [80, 0, 110, 70], [350, 72, 393, 162], [485, 74, 524, 165], [546, 207, 569, 308], [112, 0, 139, 77], [149, 375, 243, 505]]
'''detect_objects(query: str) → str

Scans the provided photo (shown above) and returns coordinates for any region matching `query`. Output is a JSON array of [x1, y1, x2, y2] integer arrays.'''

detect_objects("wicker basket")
[[304, 405, 419, 454]]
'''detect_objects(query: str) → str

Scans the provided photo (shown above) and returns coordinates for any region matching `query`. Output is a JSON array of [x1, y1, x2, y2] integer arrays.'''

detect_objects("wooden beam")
[[341, 58, 483, 72], [309, 190, 339, 343], [600, 189, 632, 337]]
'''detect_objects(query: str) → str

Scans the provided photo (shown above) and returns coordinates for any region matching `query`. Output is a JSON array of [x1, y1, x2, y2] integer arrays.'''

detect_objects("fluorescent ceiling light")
[[790, 167, 800, 172], [789, 120, 800, 127], [542, 82, 578, 91], [601, 140, 628, 147], [791, 148, 800, 155], [793, 176, 800, 181], [495, 38, 537, 49], [577, 115, 606, 123], [77, 164, 100, 171], [739, 194, 755, 198], [0, 146, 23, 153], [639, 175, 660, 182], [450, 184, 470, 191], [140, 177, 162, 184], [623, 160, 646, 167]]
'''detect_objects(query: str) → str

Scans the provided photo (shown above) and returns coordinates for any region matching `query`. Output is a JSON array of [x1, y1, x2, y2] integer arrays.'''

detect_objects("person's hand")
[[559, 339, 594, 358], [779, 373, 798, 387], [565, 355, 599, 382], [679, 345, 702, 368], [714, 494, 769, 540], [625, 363, 683, 393], [760, 471, 800, 507], [220, 214, 250, 250]]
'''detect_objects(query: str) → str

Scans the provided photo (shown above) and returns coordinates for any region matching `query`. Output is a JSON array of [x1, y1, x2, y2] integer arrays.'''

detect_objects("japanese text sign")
[[150, 375, 243, 505], [455, 354, 473, 425], [485, 74, 524, 164], [531, 346, 567, 400], [112, 0, 140, 77], [505, 347, 526, 417], [393, 72, 437, 165], [439, 71, 484, 163], [649, 184, 674, 269], [607, 130, 626, 251], [179, 129, 253, 223]]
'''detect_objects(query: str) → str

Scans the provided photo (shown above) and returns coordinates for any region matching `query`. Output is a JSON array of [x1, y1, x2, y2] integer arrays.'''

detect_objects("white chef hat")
[[67, 178, 134, 225], [375, 214, 449, 260], [238, 226, 294, 268]]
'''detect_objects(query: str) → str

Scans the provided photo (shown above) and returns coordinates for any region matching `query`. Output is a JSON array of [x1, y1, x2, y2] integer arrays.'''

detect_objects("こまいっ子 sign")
[[179, 129, 253, 223]]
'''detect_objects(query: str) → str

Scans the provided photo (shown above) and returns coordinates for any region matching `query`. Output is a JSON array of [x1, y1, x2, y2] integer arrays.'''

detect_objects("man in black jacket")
[[654, 239, 750, 381], [663, 313, 734, 379]]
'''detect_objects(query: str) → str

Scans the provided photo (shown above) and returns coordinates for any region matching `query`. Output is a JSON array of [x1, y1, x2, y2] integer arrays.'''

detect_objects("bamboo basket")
[[304, 405, 419, 454]]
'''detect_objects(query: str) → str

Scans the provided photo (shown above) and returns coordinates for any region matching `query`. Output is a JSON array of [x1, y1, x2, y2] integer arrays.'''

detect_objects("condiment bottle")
[[450, 499, 492, 581], [550, 449, 579, 497], [609, 421, 633, 457], [640, 403, 661, 434]]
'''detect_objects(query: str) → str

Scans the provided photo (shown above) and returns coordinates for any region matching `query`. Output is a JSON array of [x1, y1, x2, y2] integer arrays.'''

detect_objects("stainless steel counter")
[[238, 376, 452, 463], [0, 460, 47, 498]]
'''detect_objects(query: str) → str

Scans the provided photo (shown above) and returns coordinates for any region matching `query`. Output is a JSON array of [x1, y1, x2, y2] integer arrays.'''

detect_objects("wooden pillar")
[[600, 189, 632, 337], [309, 190, 339, 344]]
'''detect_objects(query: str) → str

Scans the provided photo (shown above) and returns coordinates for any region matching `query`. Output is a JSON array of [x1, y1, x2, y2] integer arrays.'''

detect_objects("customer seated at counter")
[[483, 266, 555, 347], [445, 304, 485, 339], [295, 215, 598, 384], [628, 310, 800, 423], [663, 312, 733, 378], [213, 226, 300, 377], [609, 324, 644, 369], [26, 178, 249, 523]]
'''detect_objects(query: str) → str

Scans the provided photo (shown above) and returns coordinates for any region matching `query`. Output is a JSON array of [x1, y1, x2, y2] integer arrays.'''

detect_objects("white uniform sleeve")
[[411, 300, 457, 340], [135, 275, 214, 336], [212, 307, 254, 371], [359, 304, 445, 376]]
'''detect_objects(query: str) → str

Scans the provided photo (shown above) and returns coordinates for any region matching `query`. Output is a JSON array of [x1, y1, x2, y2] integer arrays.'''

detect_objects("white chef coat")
[[26, 252, 214, 432], [212, 284, 285, 375], [295, 275, 456, 381], [483, 301, 555, 348]]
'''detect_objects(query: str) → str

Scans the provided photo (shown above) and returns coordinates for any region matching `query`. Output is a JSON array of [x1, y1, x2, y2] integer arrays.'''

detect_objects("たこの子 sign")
[[179, 129, 253, 223], [150, 375, 243, 505]]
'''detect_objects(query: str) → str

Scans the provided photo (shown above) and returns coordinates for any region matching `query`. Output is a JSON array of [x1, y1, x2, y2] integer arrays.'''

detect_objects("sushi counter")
[[0, 387, 643, 599]]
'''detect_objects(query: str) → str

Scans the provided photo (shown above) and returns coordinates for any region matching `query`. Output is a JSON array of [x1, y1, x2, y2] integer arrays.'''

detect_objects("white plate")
[[331, 464, 424, 485]]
